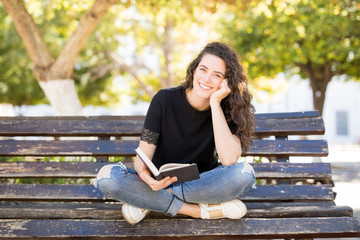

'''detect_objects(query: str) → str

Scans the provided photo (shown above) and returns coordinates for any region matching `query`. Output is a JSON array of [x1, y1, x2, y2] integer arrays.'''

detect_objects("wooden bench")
[[0, 111, 359, 239]]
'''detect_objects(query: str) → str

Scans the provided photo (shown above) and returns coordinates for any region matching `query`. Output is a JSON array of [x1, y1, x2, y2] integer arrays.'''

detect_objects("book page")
[[159, 163, 191, 172], [135, 147, 160, 177]]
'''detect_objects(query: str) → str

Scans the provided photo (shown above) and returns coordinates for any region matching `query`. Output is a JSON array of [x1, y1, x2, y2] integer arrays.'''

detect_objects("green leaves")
[[221, 0, 360, 80]]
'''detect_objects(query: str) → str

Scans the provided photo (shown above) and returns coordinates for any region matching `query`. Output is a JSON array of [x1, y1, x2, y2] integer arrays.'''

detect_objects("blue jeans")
[[93, 162, 255, 217]]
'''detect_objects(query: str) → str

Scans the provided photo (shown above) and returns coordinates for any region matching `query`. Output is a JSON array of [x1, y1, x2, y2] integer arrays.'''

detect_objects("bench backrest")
[[0, 111, 331, 204]]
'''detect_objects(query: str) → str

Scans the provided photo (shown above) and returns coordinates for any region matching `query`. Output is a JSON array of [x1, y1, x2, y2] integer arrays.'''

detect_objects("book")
[[135, 147, 200, 184]]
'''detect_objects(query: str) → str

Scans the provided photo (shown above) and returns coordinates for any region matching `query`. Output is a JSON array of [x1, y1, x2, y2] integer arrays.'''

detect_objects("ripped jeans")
[[93, 162, 255, 217]]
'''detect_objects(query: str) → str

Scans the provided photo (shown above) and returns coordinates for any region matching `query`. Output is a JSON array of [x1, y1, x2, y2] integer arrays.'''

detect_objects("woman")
[[93, 42, 256, 224]]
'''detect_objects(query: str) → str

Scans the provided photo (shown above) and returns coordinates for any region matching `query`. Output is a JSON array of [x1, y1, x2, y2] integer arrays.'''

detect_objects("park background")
[[0, 1, 359, 238]]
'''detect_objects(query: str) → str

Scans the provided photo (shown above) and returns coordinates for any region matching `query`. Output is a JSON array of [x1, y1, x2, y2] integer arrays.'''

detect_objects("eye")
[[199, 67, 207, 72]]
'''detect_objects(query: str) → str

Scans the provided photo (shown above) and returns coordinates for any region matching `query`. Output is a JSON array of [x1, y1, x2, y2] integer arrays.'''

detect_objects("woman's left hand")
[[210, 79, 231, 105]]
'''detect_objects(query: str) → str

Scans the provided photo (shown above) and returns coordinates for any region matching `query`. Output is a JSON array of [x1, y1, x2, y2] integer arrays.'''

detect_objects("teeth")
[[200, 83, 211, 90]]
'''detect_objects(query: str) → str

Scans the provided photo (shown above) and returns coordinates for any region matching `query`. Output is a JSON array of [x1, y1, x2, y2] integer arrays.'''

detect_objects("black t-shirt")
[[140, 86, 218, 173]]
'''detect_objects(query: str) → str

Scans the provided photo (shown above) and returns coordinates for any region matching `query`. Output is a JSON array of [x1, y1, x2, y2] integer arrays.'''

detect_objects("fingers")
[[148, 176, 178, 192], [221, 79, 231, 94], [216, 79, 231, 100]]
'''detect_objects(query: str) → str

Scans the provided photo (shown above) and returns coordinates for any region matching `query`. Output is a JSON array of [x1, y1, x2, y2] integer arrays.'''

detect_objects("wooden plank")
[[0, 217, 359, 239], [0, 116, 144, 137], [246, 139, 328, 157], [253, 162, 331, 179], [0, 139, 328, 157], [0, 202, 352, 219], [246, 185, 335, 201], [255, 117, 325, 137], [0, 162, 115, 178], [255, 111, 320, 119], [0, 114, 325, 137], [0, 184, 335, 201], [0, 162, 331, 180], [0, 140, 138, 156]]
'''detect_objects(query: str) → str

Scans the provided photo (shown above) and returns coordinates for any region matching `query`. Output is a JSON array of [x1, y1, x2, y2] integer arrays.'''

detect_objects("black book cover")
[[135, 147, 200, 184]]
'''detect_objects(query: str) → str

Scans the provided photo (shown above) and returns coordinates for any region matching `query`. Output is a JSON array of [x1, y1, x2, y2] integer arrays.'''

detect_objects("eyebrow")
[[199, 65, 225, 77]]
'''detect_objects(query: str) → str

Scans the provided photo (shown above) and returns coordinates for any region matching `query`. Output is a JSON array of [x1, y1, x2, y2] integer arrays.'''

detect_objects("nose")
[[204, 73, 212, 82]]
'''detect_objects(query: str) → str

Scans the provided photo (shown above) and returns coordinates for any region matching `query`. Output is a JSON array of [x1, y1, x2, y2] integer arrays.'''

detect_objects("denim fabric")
[[94, 162, 255, 217]]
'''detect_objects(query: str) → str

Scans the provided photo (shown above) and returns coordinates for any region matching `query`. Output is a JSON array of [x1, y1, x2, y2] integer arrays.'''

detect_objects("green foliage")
[[0, 0, 125, 107], [0, 5, 46, 106], [0, 0, 238, 107], [219, 0, 360, 81]]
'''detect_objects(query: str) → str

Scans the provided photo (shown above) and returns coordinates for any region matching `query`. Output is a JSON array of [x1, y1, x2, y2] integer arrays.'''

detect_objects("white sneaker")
[[199, 199, 247, 219], [122, 203, 150, 224]]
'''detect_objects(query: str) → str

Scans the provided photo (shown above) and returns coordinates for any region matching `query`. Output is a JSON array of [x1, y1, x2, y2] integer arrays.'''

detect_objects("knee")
[[241, 162, 256, 177], [92, 164, 117, 189], [232, 163, 256, 187], [96, 164, 116, 180]]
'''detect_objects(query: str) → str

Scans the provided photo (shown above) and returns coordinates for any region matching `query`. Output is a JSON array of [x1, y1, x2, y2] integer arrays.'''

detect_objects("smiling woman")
[[94, 42, 256, 225], [188, 54, 226, 106]]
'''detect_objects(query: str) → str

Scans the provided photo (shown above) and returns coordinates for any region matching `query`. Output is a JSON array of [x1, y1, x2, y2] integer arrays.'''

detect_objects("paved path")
[[314, 145, 360, 240]]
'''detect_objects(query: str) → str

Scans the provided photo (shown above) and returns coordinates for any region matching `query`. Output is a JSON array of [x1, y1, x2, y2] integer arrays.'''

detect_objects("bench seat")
[[0, 111, 359, 239]]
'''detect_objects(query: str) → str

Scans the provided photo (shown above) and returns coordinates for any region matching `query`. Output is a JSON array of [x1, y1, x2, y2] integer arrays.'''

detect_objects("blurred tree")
[[1, 0, 119, 115], [0, 5, 45, 106], [220, 0, 360, 115], [0, 0, 236, 112], [92, 0, 239, 103]]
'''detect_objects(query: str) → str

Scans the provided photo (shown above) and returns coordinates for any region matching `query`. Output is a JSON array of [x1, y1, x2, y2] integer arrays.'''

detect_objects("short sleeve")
[[140, 90, 163, 146]]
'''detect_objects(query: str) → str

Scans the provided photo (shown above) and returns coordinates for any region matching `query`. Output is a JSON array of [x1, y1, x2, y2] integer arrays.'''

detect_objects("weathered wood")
[[255, 117, 325, 137], [255, 111, 320, 119], [0, 111, 359, 239], [0, 217, 359, 239], [0, 112, 325, 137], [0, 162, 331, 179], [0, 116, 145, 137], [246, 139, 328, 157], [253, 162, 331, 179], [0, 184, 335, 201], [0, 139, 328, 157], [0, 139, 139, 156], [0, 202, 352, 219]]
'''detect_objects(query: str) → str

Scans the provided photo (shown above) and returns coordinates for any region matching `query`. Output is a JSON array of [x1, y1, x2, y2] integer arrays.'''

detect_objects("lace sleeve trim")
[[140, 128, 160, 145]]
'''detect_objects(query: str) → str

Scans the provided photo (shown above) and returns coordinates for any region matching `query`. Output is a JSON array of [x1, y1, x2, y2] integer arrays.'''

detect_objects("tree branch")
[[1, 0, 54, 80], [88, 63, 115, 82], [48, 0, 119, 80], [105, 51, 156, 97]]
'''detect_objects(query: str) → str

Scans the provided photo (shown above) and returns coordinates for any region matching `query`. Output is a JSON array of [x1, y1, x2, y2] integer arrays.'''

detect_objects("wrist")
[[210, 98, 221, 109]]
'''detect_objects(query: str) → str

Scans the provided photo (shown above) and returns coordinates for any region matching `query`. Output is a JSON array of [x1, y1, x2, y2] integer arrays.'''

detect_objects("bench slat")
[[0, 116, 145, 137], [255, 110, 320, 119], [0, 111, 325, 137], [0, 162, 332, 180], [0, 202, 351, 219], [255, 117, 325, 136], [0, 217, 359, 239], [0, 184, 335, 201], [0, 139, 328, 157]]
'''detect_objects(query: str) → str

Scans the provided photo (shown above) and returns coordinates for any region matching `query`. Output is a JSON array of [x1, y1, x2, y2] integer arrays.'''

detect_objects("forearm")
[[210, 101, 242, 165]]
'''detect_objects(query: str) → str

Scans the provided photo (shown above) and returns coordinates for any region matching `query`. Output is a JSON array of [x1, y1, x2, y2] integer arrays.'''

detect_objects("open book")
[[135, 147, 200, 184]]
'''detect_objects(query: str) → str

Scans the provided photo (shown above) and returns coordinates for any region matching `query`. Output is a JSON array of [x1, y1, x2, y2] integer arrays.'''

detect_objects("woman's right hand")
[[134, 141, 177, 191], [138, 166, 177, 191]]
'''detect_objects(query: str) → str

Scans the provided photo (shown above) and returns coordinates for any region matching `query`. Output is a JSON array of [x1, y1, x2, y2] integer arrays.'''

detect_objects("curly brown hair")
[[182, 42, 255, 153]]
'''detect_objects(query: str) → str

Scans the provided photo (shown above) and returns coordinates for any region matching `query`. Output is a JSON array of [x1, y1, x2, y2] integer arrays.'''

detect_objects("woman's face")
[[192, 54, 226, 100]]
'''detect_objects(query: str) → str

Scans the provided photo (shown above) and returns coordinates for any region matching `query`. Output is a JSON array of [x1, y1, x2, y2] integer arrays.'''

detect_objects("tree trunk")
[[1, 0, 119, 116], [38, 79, 83, 116], [297, 62, 333, 116]]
